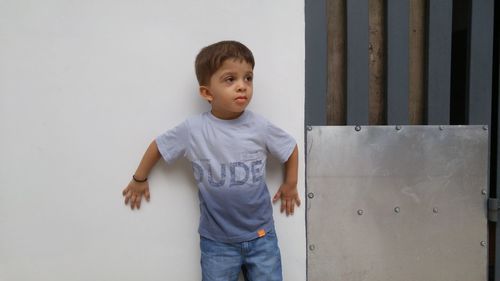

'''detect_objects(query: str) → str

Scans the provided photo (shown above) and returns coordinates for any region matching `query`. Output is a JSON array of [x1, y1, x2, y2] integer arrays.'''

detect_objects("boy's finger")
[[296, 196, 301, 207], [145, 188, 151, 201], [280, 199, 286, 213], [132, 196, 139, 209], [132, 195, 138, 209], [124, 190, 132, 205], [289, 199, 295, 215], [136, 195, 142, 209], [273, 191, 281, 202], [287, 200, 292, 216]]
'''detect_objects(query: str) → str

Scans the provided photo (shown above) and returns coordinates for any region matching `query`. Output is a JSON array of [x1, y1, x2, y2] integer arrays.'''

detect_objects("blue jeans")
[[200, 230, 283, 281]]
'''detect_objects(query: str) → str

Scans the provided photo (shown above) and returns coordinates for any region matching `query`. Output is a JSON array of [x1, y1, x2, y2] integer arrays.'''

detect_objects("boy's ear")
[[199, 86, 213, 103]]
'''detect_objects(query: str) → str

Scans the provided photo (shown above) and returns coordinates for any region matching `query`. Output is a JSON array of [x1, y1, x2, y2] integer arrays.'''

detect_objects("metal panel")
[[305, 0, 327, 126], [346, 0, 369, 125], [307, 126, 489, 281], [427, 0, 453, 125], [387, 0, 409, 124]]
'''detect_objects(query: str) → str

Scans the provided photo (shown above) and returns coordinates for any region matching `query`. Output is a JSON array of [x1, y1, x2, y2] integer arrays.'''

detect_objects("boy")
[[122, 40, 300, 281]]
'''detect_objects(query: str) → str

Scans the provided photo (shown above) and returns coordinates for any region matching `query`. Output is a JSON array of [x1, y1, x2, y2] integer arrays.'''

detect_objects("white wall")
[[0, 1, 305, 280]]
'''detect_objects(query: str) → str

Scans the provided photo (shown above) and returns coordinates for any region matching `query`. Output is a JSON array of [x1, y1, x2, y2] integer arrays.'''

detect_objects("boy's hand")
[[272, 182, 301, 216], [122, 180, 151, 210]]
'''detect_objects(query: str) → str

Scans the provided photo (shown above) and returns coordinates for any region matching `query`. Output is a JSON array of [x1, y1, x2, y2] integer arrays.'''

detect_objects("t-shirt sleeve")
[[155, 120, 189, 164], [265, 121, 296, 163]]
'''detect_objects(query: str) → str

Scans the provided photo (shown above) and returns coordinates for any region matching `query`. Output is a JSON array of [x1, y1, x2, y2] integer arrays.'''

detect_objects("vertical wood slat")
[[305, 0, 328, 126], [427, 0, 453, 125], [326, 0, 347, 125], [467, 0, 494, 125], [347, 0, 369, 125], [387, 0, 409, 125], [409, 0, 426, 125], [368, 0, 385, 125]]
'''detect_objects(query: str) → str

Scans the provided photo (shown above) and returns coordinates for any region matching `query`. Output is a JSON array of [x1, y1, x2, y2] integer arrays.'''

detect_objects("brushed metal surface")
[[306, 126, 489, 281]]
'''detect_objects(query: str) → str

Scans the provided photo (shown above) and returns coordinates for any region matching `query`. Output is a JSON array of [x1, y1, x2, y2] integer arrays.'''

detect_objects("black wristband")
[[132, 175, 148, 183]]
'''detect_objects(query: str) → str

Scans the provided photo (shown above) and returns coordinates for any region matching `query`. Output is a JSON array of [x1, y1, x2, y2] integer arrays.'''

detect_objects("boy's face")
[[199, 59, 253, 120]]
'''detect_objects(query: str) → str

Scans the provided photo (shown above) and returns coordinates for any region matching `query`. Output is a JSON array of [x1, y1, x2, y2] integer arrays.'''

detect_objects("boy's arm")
[[272, 145, 301, 216], [122, 140, 162, 210]]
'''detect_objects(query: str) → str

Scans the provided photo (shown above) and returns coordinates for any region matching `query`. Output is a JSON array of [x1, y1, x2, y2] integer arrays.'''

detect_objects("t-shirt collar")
[[207, 110, 250, 125]]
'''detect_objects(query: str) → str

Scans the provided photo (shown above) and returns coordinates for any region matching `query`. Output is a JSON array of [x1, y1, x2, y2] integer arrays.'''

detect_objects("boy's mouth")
[[235, 96, 248, 101]]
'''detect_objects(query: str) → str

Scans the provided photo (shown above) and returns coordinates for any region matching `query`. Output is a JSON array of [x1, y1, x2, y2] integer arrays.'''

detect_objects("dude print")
[[191, 158, 265, 188]]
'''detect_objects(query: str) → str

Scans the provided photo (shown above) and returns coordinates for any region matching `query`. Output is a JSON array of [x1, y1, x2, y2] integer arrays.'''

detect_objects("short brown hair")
[[195, 41, 255, 86]]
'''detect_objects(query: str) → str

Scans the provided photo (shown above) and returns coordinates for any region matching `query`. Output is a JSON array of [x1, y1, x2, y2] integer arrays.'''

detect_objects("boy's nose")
[[236, 81, 246, 91]]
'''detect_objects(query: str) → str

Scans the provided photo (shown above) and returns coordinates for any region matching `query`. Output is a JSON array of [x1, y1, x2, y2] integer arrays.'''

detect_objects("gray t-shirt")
[[156, 110, 296, 243]]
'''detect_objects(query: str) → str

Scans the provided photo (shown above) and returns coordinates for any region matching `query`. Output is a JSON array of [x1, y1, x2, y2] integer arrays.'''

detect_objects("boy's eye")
[[245, 76, 253, 82]]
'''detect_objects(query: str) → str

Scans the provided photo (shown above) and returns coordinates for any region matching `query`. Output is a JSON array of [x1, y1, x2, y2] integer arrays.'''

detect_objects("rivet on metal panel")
[[433, 207, 439, 214], [482, 189, 487, 195], [438, 125, 444, 131], [394, 207, 400, 213], [481, 241, 487, 247], [309, 244, 316, 251], [355, 125, 361, 132], [395, 125, 402, 131], [307, 126, 313, 131], [308, 192, 315, 199], [357, 209, 364, 216], [483, 126, 488, 131]]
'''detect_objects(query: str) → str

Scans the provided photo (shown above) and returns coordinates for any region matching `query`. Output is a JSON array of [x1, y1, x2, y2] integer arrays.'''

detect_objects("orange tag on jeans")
[[257, 229, 266, 237]]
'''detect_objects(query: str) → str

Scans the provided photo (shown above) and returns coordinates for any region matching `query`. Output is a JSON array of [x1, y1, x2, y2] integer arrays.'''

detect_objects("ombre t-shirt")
[[156, 110, 296, 243]]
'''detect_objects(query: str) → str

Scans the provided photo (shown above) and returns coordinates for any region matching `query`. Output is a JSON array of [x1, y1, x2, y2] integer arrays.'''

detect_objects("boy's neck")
[[210, 109, 245, 120]]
